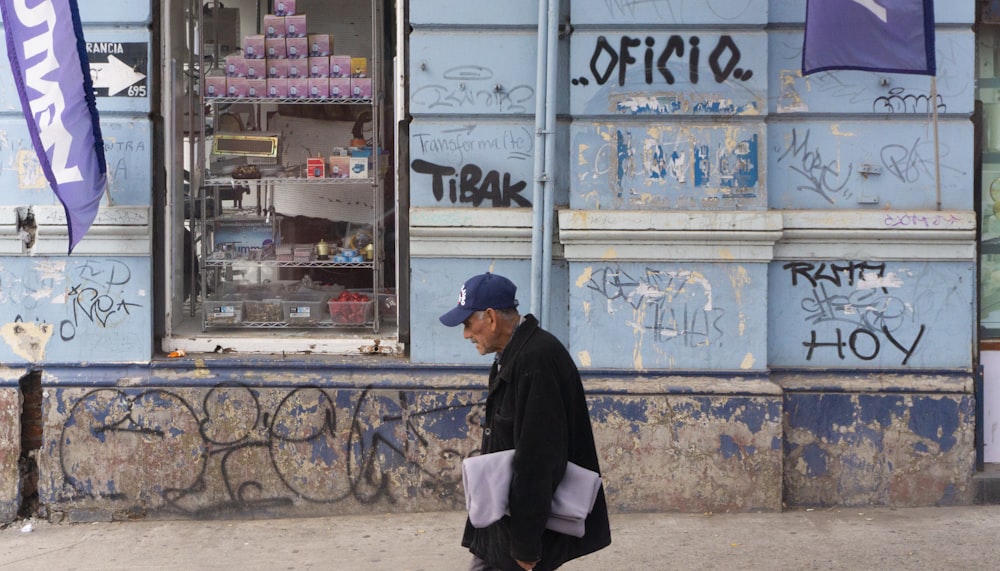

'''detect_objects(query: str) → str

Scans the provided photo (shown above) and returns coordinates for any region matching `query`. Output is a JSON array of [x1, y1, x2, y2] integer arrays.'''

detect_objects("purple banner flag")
[[802, 0, 936, 76], [1, 0, 107, 253]]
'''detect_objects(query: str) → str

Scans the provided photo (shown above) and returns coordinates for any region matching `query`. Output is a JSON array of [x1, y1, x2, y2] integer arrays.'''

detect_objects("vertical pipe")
[[540, 0, 560, 329], [530, 0, 550, 318]]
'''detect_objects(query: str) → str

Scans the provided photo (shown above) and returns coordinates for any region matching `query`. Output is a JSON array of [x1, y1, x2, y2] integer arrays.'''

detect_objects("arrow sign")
[[90, 55, 146, 96], [86, 41, 148, 97]]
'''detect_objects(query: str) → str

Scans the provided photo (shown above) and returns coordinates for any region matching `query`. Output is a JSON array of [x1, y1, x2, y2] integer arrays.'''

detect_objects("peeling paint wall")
[[783, 386, 975, 507], [0, 387, 19, 522], [31, 368, 783, 519], [0, 258, 152, 363]]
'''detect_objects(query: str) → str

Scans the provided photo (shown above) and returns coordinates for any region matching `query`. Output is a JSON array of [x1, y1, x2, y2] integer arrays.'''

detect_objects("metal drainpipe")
[[529, 0, 550, 319], [539, 0, 560, 329]]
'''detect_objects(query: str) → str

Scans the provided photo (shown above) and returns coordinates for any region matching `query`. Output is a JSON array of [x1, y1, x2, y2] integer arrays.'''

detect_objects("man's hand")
[[516, 559, 539, 570]]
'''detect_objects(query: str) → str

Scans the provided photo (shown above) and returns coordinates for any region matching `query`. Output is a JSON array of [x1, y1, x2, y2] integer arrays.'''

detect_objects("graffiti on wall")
[[583, 265, 726, 347], [0, 259, 145, 361], [569, 30, 766, 117], [411, 65, 534, 113], [409, 123, 534, 207], [774, 127, 965, 205], [780, 261, 926, 365], [572, 262, 764, 370], [51, 385, 482, 516]]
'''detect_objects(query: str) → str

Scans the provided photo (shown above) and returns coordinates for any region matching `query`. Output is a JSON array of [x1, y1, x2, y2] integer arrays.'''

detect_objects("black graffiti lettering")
[[643, 37, 655, 84], [803, 329, 846, 361], [782, 261, 887, 291], [57, 384, 482, 512], [619, 36, 641, 87], [411, 159, 455, 202], [709, 35, 746, 82], [583, 34, 751, 87], [412, 159, 530, 207], [849, 329, 880, 361], [882, 324, 926, 366], [689, 37, 700, 84], [590, 36, 618, 85], [656, 35, 684, 85]]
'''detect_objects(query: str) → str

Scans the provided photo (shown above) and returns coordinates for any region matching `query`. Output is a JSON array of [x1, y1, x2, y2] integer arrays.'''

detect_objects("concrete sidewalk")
[[3, 506, 1000, 570]]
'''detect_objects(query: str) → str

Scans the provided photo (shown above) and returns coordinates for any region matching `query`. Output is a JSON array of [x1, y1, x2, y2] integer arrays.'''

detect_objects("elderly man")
[[440, 272, 611, 571]]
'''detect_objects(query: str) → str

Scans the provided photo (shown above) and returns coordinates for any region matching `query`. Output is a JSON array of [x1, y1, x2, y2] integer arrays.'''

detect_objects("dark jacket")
[[462, 314, 612, 571]]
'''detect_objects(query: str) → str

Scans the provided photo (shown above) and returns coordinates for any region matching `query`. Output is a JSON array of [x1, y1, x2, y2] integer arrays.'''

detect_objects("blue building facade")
[[0, 0, 982, 523]]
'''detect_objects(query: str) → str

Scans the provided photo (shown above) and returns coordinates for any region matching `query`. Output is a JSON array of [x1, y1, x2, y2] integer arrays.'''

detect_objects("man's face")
[[463, 310, 500, 355]]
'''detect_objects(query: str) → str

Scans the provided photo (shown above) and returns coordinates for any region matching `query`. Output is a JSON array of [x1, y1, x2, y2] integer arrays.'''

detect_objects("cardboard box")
[[308, 78, 330, 99], [246, 78, 267, 98], [287, 60, 305, 78], [205, 76, 227, 98], [267, 78, 289, 99], [329, 77, 351, 98], [263, 15, 285, 38], [285, 14, 307, 37], [307, 157, 326, 178], [245, 59, 266, 80], [351, 57, 368, 78], [266, 37, 286, 59], [309, 57, 330, 78], [243, 35, 265, 59], [329, 55, 351, 78], [349, 156, 369, 179], [286, 37, 308, 59], [274, 0, 296, 16], [287, 77, 309, 99], [350, 77, 372, 99], [225, 55, 246, 77], [267, 59, 290, 78], [328, 155, 350, 178], [308, 34, 333, 57], [226, 77, 248, 98]]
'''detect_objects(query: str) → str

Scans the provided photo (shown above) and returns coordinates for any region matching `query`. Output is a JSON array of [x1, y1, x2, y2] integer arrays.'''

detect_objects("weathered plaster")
[[0, 388, 20, 522]]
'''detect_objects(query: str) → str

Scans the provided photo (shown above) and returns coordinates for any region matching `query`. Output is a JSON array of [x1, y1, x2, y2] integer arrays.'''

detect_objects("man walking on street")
[[440, 272, 612, 571]]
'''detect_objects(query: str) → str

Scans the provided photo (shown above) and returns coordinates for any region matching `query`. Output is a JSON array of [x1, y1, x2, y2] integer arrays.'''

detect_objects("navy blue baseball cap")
[[439, 272, 519, 327]]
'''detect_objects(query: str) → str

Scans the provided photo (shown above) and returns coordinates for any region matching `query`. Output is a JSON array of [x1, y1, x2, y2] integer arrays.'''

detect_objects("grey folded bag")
[[462, 449, 602, 537]]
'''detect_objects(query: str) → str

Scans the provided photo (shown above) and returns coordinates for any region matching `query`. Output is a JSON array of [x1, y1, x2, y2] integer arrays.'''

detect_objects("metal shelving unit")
[[191, 0, 384, 333]]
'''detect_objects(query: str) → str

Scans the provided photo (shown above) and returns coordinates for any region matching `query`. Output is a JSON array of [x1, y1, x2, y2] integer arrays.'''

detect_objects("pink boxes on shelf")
[[329, 77, 350, 99], [225, 55, 246, 77], [287, 77, 309, 99], [245, 59, 266, 79], [205, 76, 227, 98], [329, 55, 351, 78], [268, 59, 289, 78], [266, 37, 286, 59], [274, 0, 296, 16], [308, 78, 330, 99], [309, 56, 330, 78], [286, 37, 308, 59], [246, 78, 267, 98], [308, 34, 332, 57], [244, 35, 265, 59], [263, 15, 285, 38], [350, 78, 372, 99], [285, 14, 307, 38], [267, 78, 289, 99]]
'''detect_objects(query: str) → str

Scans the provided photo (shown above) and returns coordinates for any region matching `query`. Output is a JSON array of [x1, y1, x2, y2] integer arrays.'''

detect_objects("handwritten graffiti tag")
[[782, 261, 925, 365], [585, 266, 725, 346]]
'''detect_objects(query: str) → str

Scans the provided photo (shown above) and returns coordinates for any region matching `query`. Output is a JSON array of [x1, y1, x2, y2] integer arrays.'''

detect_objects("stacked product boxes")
[[204, 0, 372, 101]]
